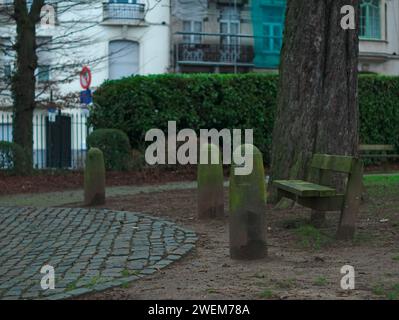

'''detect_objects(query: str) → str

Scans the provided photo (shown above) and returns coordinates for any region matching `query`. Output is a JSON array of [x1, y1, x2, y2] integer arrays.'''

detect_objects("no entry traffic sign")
[[80, 66, 92, 90]]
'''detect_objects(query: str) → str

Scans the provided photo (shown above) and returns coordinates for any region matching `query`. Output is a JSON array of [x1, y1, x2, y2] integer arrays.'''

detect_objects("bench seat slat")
[[359, 144, 395, 151], [360, 154, 399, 158], [311, 154, 353, 173], [273, 180, 336, 197]]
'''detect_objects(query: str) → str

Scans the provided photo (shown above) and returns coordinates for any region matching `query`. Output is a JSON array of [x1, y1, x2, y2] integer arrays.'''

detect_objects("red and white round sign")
[[79, 66, 92, 90]]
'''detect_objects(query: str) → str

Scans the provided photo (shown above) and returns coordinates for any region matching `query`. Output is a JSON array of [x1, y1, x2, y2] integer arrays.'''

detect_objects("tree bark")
[[269, 0, 359, 202], [11, 0, 44, 171]]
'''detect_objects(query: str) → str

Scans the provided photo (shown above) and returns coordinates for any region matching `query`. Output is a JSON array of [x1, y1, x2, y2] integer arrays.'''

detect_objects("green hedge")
[[91, 74, 399, 164], [359, 76, 399, 149], [87, 129, 131, 171], [0, 141, 30, 175]]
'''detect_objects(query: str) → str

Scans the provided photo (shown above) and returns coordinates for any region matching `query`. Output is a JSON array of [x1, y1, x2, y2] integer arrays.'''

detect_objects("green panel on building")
[[251, 0, 286, 69]]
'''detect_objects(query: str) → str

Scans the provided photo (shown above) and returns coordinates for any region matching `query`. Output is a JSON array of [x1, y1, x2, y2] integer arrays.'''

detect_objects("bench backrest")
[[359, 144, 394, 152], [310, 154, 355, 174]]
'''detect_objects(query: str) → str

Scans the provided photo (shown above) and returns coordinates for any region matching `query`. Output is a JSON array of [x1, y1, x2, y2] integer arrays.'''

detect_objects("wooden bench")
[[359, 144, 398, 171], [273, 154, 364, 240]]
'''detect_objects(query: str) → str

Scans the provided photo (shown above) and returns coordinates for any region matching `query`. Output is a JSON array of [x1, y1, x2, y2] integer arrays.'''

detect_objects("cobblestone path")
[[0, 207, 197, 300]]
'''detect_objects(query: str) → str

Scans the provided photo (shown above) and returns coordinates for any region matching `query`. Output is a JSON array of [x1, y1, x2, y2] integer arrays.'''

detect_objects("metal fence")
[[0, 109, 91, 170]]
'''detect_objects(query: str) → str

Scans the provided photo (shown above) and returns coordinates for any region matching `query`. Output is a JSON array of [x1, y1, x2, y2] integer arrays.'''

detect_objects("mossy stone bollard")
[[229, 144, 267, 260], [197, 143, 224, 219], [84, 148, 106, 206]]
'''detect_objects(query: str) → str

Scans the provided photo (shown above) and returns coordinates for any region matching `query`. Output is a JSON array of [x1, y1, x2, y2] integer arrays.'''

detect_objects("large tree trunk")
[[11, 0, 44, 172], [269, 0, 359, 203]]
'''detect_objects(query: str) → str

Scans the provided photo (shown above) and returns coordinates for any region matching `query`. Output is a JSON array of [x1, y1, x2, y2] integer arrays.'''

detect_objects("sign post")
[[79, 66, 92, 105]]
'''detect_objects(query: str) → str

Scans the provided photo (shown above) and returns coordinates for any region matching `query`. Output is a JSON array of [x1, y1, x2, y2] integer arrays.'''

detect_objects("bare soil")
[[0, 166, 197, 196], [1, 163, 397, 196], [77, 185, 399, 300]]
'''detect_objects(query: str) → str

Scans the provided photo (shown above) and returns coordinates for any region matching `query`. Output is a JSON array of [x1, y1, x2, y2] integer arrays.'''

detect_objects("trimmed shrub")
[[359, 75, 399, 151], [87, 129, 131, 171], [0, 141, 29, 175], [91, 74, 399, 164], [91, 73, 277, 163]]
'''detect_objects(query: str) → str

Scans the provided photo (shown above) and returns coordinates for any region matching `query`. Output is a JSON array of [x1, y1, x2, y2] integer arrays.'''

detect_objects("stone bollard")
[[84, 148, 106, 206], [229, 144, 267, 260], [197, 143, 224, 219]]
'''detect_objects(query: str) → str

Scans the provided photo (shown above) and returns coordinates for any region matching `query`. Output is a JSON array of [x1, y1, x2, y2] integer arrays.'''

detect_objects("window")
[[37, 65, 50, 83], [109, 40, 139, 80], [4, 64, 11, 79], [360, 0, 381, 39], [1, 37, 13, 80], [220, 7, 240, 46], [36, 37, 51, 83], [262, 23, 283, 53], [182, 21, 202, 44]]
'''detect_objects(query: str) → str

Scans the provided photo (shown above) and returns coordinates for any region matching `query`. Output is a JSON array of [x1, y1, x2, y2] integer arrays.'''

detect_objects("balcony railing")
[[103, 3, 145, 22], [177, 43, 254, 65]]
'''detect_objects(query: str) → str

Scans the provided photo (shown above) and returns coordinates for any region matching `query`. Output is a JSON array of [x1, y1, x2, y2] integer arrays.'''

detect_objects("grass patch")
[[294, 225, 331, 250], [392, 255, 399, 262], [85, 276, 107, 289], [313, 276, 328, 287], [387, 284, 399, 300], [372, 283, 386, 296], [121, 282, 130, 289], [371, 283, 399, 300], [66, 281, 77, 292], [259, 289, 275, 299], [206, 288, 218, 294], [364, 174, 399, 187], [121, 269, 140, 277], [364, 174, 399, 201], [275, 278, 297, 289]]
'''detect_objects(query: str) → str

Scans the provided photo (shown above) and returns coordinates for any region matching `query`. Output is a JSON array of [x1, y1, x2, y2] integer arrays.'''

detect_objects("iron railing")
[[177, 43, 255, 65], [103, 3, 145, 21], [0, 109, 91, 170]]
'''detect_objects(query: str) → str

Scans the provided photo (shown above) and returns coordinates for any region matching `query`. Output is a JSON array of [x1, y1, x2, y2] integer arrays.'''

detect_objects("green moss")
[[294, 225, 332, 250], [197, 144, 224, 188], [230, 144, 266, 213], [313, 276, 328, 287], [259, 289, 275, 299], [84, 148, 106, 206], [66, 281, 78, 292]]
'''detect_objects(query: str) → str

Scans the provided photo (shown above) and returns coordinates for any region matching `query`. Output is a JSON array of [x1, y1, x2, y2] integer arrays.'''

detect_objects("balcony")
[[176, 43, 254, 66], [102, 3, 145, 25]]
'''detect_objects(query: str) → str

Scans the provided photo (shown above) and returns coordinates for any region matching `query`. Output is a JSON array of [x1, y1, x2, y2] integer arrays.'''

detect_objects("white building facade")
[[358, 0, 399, 74], [0, 1, 170, 169], [0, 0, 171, 107]]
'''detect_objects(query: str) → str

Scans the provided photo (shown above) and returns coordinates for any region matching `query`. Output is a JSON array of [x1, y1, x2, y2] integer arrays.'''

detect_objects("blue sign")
[[80, 89, 92, 105]]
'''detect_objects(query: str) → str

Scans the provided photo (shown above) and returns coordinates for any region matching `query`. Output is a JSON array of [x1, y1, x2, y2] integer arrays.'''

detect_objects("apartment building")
[[171, 0, 399, 75], [1, 0, 399, 104]]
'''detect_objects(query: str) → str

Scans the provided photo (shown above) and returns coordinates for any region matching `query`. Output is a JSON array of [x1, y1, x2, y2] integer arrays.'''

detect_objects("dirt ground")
[[1, 163, 397, 196], [0, 167, 197, 196], [77, 184, 399, 300]]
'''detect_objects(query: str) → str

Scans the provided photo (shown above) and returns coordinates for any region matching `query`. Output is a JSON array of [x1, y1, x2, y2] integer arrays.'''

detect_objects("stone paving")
[[0, 207, 197, 300]]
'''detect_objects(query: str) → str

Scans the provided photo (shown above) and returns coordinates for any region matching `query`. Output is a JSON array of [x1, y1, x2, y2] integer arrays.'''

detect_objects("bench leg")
[[337, 160, 363, 240], [310, 210, 326, 228]]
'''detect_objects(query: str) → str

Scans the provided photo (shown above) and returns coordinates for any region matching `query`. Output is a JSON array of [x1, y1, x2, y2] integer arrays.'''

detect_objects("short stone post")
[[197, 143, 224, 219], [84, 148, 106, 206], [229, 144, 267, 260]]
